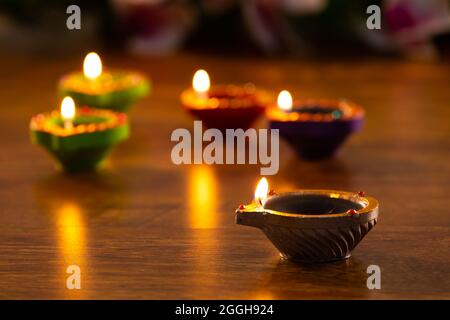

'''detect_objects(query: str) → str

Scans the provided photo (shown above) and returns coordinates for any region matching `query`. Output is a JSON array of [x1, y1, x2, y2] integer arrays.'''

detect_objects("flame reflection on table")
[[187, 165, 218, 229]]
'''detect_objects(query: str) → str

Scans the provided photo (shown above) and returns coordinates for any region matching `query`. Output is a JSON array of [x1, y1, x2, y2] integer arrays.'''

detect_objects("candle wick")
[[257, 198, 265, 208]]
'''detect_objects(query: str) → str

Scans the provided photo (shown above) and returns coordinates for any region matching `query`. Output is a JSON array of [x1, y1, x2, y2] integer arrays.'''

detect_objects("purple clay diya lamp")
[[30, 97, 129, 173], [180, 69, 271, 131], [236, 178, 379, 263], [267, 90, 364, 160], [59, 52, 150, 113]]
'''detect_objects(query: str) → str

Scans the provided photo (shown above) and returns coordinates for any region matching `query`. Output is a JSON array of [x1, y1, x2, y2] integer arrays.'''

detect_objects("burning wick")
[[193, 69, 210, 100], [277, 90, 293, 111], [61, 96, 76, 130], [83, 52, 102, 81], [254, 177, 269, 207]]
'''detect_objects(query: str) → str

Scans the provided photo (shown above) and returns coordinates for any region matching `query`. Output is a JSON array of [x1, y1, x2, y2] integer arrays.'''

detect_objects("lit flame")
[[277, 90, 293, 111], [192, 69, 210, 94], [61, 96, 76, 122], [83, 52, 102, 80], [254, 177, 269, 206]]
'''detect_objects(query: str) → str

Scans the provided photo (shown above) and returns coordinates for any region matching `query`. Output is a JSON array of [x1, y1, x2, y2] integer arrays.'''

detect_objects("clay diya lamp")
[[180, 69, 271, 131], [30, 97, 129, 173], [267, 90, 364, 160], [59, 52, 150, 112], [236, 178, 379, 263]]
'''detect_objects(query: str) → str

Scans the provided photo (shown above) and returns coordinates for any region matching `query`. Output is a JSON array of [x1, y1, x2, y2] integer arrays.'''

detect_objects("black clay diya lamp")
[[267, 90, 364, 160], [59, 52, 150, 112], [30, 96, 129, 173], [180, 69, 271, 131], [236, 178, 379, 263]]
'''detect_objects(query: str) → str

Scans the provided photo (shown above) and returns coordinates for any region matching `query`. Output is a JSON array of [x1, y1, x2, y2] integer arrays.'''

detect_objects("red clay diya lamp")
[[180, 69, 271, 131], [59, 52, 150, 112], [267, 90, 364, 160], [236, 178, 379, 263], [30, 97, 129, 173]]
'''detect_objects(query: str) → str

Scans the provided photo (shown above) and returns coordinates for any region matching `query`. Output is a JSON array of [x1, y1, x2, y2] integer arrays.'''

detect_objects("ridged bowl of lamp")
[[236, 178, 379, 263]]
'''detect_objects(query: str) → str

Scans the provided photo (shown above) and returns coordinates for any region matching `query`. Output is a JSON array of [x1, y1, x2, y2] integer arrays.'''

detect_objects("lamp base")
[[46, 146, 113, 173]]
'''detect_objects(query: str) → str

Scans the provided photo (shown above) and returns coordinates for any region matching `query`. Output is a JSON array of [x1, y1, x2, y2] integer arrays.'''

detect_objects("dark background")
[[1, 0, 449, 59]]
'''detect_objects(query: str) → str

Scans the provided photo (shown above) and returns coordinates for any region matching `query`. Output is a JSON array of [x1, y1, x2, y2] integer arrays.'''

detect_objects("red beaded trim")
[[181, 85, 271, 110]]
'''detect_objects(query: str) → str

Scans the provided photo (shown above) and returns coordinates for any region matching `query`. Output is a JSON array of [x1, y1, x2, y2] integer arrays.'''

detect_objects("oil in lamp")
[[58, 52, 150, 112], [180, 69, 271, 131], [267, 90, 364, 160], [30, 96, 129, 173], [236, 178, 379, 263]]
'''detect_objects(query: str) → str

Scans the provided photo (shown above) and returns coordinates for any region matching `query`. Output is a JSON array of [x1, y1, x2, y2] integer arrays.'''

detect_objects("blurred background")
[[1, 0, 450, 60], [1, 1, 450, 300]]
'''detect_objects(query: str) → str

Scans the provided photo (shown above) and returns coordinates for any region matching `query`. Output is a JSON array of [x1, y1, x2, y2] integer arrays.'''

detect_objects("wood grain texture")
[[0, 53, 449, 299]]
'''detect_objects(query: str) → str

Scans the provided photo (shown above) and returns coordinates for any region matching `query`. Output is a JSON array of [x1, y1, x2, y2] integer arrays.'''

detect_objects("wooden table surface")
[[0, 53, 449, 299]]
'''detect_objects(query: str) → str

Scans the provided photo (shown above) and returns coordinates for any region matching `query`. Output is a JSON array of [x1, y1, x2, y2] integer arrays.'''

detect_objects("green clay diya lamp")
[[30, 97, 129, 173], [58, 52, 150, 112]]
